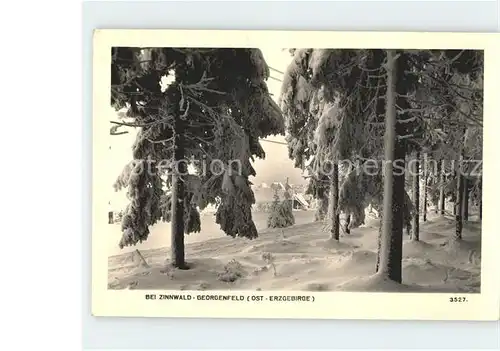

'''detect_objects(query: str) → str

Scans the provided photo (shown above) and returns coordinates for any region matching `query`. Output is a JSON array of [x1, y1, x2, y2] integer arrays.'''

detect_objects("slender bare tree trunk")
[[344, 214, 351, 235], [454, 155, 464, 241], [329, 162, 340, 241], [375, 216, 383, 272], [452, 165, 457, 216], [479, 196, 482, 220], [423, 168, 428, 222], [462, 177, 469, 222], [377, 50, 404, 283], [439, 160, 446, 215], [433, 159, 439, 214], [411, 151, 420, 241], [479, 178, 483, 221], [343, 164, 353, 235], [404, 160, 412, 236]]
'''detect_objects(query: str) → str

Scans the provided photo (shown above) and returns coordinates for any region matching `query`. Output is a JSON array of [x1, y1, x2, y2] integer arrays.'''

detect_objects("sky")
[[249, 48, 307, 186], [107, 48, 306, 209]]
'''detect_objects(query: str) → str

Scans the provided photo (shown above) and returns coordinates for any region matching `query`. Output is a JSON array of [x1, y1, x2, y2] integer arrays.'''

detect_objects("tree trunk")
[[329, 162, 340, 241], [344, 214, 351, 235], [411, 151, 420, 241], [462, 178, 469, 222], [479, 178, 482, 221], [375, 216, 383, 272], [452, 166, 457, 216], [433, 160, 439, 214], [170, 100, 188, 269], [439, 160, 446, 215], [108, 211, 114, 224], [454, 156, 464, 241], [423, 169, 428, 222], [404, 161, 412, 236], [343, 164, 353, 235], [377, 50, 404, 283], [479, 197, 482, 221]]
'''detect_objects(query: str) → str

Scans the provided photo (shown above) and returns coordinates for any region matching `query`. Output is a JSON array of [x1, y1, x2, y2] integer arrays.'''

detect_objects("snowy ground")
[[107, 210, 481, 293]]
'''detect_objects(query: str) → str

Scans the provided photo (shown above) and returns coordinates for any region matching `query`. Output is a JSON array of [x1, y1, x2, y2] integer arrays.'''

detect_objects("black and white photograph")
[[92, 30, 498, 320]]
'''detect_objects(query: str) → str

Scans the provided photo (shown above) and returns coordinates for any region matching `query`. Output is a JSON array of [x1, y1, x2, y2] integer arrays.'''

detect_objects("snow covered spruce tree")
[[280, 50, 367, 241], [278, 50, 326, 223], [280, 49, 416, 247], [111, 47, 284, 268], [267, 181, 295, 231]]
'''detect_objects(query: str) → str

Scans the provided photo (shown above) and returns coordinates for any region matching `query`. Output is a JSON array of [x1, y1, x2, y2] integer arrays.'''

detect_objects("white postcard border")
[[92, 29, 500, 320]]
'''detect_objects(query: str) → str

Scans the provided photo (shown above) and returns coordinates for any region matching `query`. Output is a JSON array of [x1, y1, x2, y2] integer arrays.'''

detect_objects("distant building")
[[253, 181, 309, 211]]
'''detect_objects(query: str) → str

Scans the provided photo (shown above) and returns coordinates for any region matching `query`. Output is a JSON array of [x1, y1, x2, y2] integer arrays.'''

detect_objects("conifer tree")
[[267, 185, 295, 229], [111, 47, 284, 267], [280, 49, 416, 243], [280, 49, 388, 236]]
